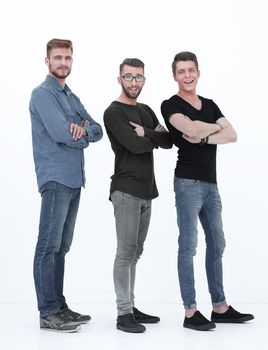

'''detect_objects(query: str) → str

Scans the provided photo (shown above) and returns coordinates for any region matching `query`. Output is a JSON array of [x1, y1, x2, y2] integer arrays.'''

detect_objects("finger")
[[73, 126, 79, 139], [78, 128, 84, 139], [129, 121, 138, 127]]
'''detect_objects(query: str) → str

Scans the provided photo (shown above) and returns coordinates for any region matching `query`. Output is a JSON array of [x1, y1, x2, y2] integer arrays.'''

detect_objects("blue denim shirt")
[[29, 75, 103, 191]]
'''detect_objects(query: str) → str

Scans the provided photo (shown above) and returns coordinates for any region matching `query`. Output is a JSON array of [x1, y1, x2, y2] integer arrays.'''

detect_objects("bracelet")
[[199, 136, 209, 145]]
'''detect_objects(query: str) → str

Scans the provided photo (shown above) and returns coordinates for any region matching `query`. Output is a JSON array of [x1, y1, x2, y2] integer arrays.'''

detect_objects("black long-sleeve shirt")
[[104, 101, 172, 199]]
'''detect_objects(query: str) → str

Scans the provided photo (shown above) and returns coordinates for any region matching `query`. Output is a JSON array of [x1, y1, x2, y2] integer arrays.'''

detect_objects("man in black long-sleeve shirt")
[[104, 58, 172, 333]]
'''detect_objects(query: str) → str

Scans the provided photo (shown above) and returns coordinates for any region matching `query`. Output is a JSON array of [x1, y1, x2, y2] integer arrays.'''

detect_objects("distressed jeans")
[[33, 181, 81, 317], [174, 177, 226, 309], [111, 191, 151, 315]]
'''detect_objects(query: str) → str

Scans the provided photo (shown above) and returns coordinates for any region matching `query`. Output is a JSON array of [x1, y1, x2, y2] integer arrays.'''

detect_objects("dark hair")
[[119, 58, 145, 75], [46, 38, 73, 58], [172, 51, 198, 74]]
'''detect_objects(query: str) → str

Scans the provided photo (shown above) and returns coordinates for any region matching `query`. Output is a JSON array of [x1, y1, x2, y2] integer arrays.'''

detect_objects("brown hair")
[[46, 38, 73, 58], [119, 58, 144, 75], [172, 51, 199, 74]]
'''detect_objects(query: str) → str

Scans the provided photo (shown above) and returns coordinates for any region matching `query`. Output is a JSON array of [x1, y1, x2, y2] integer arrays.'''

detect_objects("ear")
[[117, 76, 121, 85], [45, 57, 49, 66]]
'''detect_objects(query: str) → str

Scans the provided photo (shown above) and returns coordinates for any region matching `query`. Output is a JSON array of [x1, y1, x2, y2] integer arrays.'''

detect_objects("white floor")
[[0, 303, 265, 350]]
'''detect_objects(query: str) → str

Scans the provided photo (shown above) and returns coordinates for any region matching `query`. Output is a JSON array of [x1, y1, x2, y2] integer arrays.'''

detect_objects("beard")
[[49, 64, 71, 79], [122, 84, 142, 99]]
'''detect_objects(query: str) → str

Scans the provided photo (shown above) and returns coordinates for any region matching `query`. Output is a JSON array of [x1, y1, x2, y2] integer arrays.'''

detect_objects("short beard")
[[122, 85, 142, 99], [49, 65, 71, 80]]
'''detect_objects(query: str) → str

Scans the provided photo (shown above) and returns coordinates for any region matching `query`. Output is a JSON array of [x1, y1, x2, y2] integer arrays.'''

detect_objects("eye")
[[135, 74, 145, 82]]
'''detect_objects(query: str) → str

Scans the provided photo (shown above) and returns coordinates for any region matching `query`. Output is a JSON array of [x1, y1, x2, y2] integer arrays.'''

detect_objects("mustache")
[[57, 66, 69, 70]]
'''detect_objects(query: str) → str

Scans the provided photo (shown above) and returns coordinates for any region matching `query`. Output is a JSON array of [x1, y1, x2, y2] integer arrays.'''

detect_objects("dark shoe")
[[183, 311, 216, 331], [117, 313, 146, 333], [60, 306, 91, 324], [211, 305, 254, 323], [133, 307, 160, 324], [40, 312, 81, 333]]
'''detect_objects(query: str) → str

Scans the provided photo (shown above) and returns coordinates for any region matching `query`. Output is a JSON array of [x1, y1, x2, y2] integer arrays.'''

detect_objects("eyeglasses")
[[122, 74, 146, 82]]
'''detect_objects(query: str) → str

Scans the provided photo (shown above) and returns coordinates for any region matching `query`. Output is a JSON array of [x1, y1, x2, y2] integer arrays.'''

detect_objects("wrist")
[[199, 136, 209, 145]]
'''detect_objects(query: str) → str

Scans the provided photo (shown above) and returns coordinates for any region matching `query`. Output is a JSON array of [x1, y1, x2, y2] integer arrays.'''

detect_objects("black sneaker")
[[60, 306, 91, 324], [211, 305, 254, 323], [40, 312, 81, 333], [117, 313, 146, 333], [133, 307, 160, 323], [183, 311, 216, 331]]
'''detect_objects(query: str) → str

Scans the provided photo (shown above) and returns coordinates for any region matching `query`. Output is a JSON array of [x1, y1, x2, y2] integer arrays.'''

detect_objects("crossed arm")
[[130, 121, 172, 149], [32, 88, 102, 146], [169, 113, 237, 145], [130, 121, 166, 136]]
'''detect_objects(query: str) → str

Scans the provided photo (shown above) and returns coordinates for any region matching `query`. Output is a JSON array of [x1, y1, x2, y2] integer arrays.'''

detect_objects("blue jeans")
[[174, 177, 226, 309], [33, 181, 81, 317], [111, 191, 151, 315]]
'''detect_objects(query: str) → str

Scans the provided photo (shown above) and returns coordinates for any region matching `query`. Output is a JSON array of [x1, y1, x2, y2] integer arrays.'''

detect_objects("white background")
[[0, 0, 267, 311]]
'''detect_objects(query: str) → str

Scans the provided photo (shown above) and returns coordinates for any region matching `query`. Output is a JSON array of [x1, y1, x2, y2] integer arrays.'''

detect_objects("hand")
[[182, 134, 202, 144], [80, 120, 90, 127], [129, 121, 145, 137], [154, 124, 166, 132], [70, 123, 86, 140]]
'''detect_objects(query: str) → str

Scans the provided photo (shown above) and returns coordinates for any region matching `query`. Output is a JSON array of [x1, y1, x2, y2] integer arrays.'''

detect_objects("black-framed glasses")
[[122, 73, 146, 82]]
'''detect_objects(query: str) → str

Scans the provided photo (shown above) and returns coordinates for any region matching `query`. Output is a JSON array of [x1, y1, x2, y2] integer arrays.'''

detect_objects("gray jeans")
[[111, 191, 152, 315]]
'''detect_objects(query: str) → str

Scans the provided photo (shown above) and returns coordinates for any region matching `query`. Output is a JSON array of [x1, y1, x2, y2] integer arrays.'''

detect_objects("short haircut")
[[46, 38, 73, 58], [172, 51, 199, 74], [119, 58, 145, 75]]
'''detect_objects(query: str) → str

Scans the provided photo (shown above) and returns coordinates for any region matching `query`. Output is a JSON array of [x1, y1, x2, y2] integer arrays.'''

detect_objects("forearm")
[[104, 117, 154, 154], [207, 128, 237, 145], [208, 117, 237, 144], [84, 123, 103, 142], [191, 120, 221, 139], [144, 128, 173, 149], [169, 113, 221, 139]]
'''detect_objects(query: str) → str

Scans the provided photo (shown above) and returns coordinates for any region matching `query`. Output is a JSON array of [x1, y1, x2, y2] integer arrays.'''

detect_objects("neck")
[[49, 73, 66, 87], [116, 93, 137, 106], [178, 90, 201, 110], [178, 90, 197, 101]]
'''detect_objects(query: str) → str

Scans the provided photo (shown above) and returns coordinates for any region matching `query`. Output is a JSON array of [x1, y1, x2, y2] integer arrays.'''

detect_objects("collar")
[[45, 75, 71, 95]]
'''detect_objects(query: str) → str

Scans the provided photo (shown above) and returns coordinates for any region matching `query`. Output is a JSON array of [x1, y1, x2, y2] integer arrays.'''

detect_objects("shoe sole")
[[116, 324, 145, 333], [183, 322, 216, 331], [40, 325, 81, 333], [211, 315, 254, 323]]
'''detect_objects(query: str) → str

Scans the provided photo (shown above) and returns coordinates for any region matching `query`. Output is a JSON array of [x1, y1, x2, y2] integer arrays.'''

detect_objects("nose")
[[185, 70, 190, 78]]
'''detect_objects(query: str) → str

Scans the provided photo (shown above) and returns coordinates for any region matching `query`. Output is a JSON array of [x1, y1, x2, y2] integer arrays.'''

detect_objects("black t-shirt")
[[104, 101, 172, 200], [161, 95, 224, 183]]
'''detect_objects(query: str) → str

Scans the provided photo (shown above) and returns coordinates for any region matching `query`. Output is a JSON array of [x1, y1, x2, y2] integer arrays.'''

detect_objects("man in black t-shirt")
[[104, 58, 172, 333], [161, 51, 254, 331]]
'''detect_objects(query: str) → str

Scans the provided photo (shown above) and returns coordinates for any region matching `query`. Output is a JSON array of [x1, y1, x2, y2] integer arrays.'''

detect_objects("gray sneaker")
[[40, 312, 81, 333]]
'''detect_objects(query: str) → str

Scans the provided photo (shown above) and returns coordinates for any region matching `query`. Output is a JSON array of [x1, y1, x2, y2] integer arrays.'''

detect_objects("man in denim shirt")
[[29, 39, 103, 333]]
